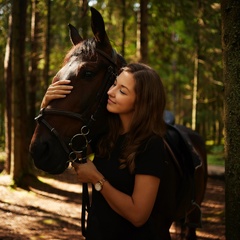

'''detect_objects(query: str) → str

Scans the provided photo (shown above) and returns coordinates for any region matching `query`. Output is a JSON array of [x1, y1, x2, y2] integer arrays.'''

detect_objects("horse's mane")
[[63, 38, 97, 65]]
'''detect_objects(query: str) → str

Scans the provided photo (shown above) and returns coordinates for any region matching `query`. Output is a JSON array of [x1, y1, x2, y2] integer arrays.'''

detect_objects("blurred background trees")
[[3, 1, 240, 238], [0, 1, 222, 178]]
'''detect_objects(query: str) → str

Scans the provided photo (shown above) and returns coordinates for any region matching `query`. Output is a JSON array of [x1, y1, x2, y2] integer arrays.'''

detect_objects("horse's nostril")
[[30, 140, 48, 160], [29, 137, 69, 174]]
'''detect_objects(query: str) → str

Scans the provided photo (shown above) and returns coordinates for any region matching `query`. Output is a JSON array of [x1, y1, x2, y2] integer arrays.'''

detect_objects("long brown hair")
[[97, 63, 166, 173]]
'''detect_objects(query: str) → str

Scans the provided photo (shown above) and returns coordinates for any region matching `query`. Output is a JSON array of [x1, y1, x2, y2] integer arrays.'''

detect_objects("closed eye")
[[111, 81, 127, 95], [120, 89, 126, 95]]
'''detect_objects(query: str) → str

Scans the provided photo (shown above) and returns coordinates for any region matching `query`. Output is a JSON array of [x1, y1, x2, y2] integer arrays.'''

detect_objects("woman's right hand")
[[41, 80, 73, 108]]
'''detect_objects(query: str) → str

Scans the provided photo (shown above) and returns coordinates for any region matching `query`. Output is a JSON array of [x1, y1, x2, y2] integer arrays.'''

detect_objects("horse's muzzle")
[[29, 136, 69, 174]]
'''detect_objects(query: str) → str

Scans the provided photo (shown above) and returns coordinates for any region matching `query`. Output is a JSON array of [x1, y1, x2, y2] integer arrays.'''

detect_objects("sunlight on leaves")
[[42, 218, 59, 226]]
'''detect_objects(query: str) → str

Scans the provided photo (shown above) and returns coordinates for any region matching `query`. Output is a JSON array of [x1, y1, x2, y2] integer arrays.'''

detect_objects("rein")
[[35, 49, 117, 162], [35, 48, 118, 237], [35, 64, 116, 162]]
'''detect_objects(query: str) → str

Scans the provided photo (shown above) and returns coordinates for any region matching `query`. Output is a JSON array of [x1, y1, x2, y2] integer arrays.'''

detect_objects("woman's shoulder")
[[137, 134, 166, 158], [143, 134, 164, 149], [135, 134, 167, 177]]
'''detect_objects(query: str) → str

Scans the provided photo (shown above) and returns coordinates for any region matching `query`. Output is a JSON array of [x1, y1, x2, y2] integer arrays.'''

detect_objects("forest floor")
[[0, 166, 225, 240]]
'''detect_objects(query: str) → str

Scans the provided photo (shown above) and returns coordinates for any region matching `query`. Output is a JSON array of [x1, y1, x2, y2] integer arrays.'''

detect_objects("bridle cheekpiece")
[[35, 48, 118, 164]]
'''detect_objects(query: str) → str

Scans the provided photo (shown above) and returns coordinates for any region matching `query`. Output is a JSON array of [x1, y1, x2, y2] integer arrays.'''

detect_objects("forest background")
[[0, 0, 223, 172], [1, 0, 239, 239]]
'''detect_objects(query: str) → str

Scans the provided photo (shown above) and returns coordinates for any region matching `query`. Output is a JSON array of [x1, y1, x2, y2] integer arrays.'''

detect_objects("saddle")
[[164, 112, 203, 227], [163, 111, 201, 177]]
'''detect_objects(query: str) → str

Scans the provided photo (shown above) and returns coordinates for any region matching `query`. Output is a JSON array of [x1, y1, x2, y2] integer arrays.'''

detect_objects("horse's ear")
[[68, 23, 83, 45], [90, 7, 110, 45]]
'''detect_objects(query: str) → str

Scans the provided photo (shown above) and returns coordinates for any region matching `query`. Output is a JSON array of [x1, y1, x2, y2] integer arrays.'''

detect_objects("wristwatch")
[[94, 178, 107, 191]]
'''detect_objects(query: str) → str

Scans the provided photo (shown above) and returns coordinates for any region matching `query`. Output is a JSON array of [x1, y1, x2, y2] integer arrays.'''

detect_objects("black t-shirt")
[[86, 134, 167, 240]]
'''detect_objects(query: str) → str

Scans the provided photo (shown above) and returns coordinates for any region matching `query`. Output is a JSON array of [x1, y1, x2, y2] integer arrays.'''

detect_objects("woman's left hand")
[[41, 79, 73, 108], [72, 160, 103, 184]]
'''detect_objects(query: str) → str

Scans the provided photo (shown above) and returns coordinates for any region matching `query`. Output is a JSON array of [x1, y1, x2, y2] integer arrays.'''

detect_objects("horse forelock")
[[63, 38, 97, 65]]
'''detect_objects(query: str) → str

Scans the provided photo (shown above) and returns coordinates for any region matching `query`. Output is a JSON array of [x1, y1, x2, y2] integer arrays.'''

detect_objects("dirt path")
[[0, 168, 225, 240], [170, 176, 225, 240]]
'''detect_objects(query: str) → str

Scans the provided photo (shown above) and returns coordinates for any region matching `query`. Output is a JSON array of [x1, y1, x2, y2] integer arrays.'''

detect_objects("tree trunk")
[[120, 0, 126, 57], [192, 0, 202, 131], [222, 0, 240, 239], [140, 0, 148, 63], [79, 0, 89, 38], [11, 0, 30, 185], [3, 14, 12, 174], [42, 0, 51, 89], [29, 0, 40, 135], [136, 7, 140, 60], [191, 52, 199, 131]]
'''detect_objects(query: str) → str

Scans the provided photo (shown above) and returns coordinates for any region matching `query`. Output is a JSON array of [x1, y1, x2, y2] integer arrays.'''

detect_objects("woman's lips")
[[108, 98, 115, 104]]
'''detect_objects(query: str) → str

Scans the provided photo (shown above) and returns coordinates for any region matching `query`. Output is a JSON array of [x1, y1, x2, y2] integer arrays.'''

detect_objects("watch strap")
[[99, 177, 107, 185], [94, 177, 107, 191]]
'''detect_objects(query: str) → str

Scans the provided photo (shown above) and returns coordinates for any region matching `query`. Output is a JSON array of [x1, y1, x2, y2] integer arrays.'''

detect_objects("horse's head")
[[29, 7, 126, 174]]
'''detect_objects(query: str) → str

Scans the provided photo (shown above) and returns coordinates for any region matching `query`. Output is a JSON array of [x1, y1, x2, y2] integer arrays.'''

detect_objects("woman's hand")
[[72, 160, 160, 227], [41, 80, 73, 108], [72, 160, 104, 184]]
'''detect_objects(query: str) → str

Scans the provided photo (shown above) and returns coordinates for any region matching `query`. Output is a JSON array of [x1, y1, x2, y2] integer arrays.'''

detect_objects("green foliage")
[[0, 0, 223, 153], [207, 153, 225, 166], [206, 144, 225, 166]]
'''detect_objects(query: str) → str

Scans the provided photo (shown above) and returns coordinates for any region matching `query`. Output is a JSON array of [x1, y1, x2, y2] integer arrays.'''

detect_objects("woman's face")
[[107, 70, 136, 119]]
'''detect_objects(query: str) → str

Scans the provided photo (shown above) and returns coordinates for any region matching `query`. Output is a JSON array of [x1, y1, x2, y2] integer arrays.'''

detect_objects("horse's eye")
[[84, 71, 95, 79]]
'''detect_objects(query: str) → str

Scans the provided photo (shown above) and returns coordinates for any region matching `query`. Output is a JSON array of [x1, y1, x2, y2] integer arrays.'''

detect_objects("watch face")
[[95, 182, 102, 191]]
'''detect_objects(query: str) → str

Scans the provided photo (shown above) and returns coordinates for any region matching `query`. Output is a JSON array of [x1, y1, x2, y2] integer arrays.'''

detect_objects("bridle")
[[34, 48, 119, 237], [35, 48, 118, 163]]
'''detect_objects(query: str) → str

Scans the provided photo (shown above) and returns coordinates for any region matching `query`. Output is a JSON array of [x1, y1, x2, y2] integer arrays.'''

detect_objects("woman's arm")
[[41, 79, 73, 108], [101, 174, 160, 227], [72, 160, 160, 227]]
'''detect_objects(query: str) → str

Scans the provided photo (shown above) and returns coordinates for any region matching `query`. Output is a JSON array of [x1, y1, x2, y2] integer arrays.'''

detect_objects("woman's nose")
[[107, 86, 115, 96]]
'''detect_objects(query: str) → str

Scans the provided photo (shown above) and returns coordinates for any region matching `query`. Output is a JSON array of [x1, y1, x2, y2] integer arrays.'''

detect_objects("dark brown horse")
[[29, 7, 207, 240]]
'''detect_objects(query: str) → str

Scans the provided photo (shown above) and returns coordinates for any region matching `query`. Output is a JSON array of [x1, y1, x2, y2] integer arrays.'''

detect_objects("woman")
[[41, 63, 168, 240]]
